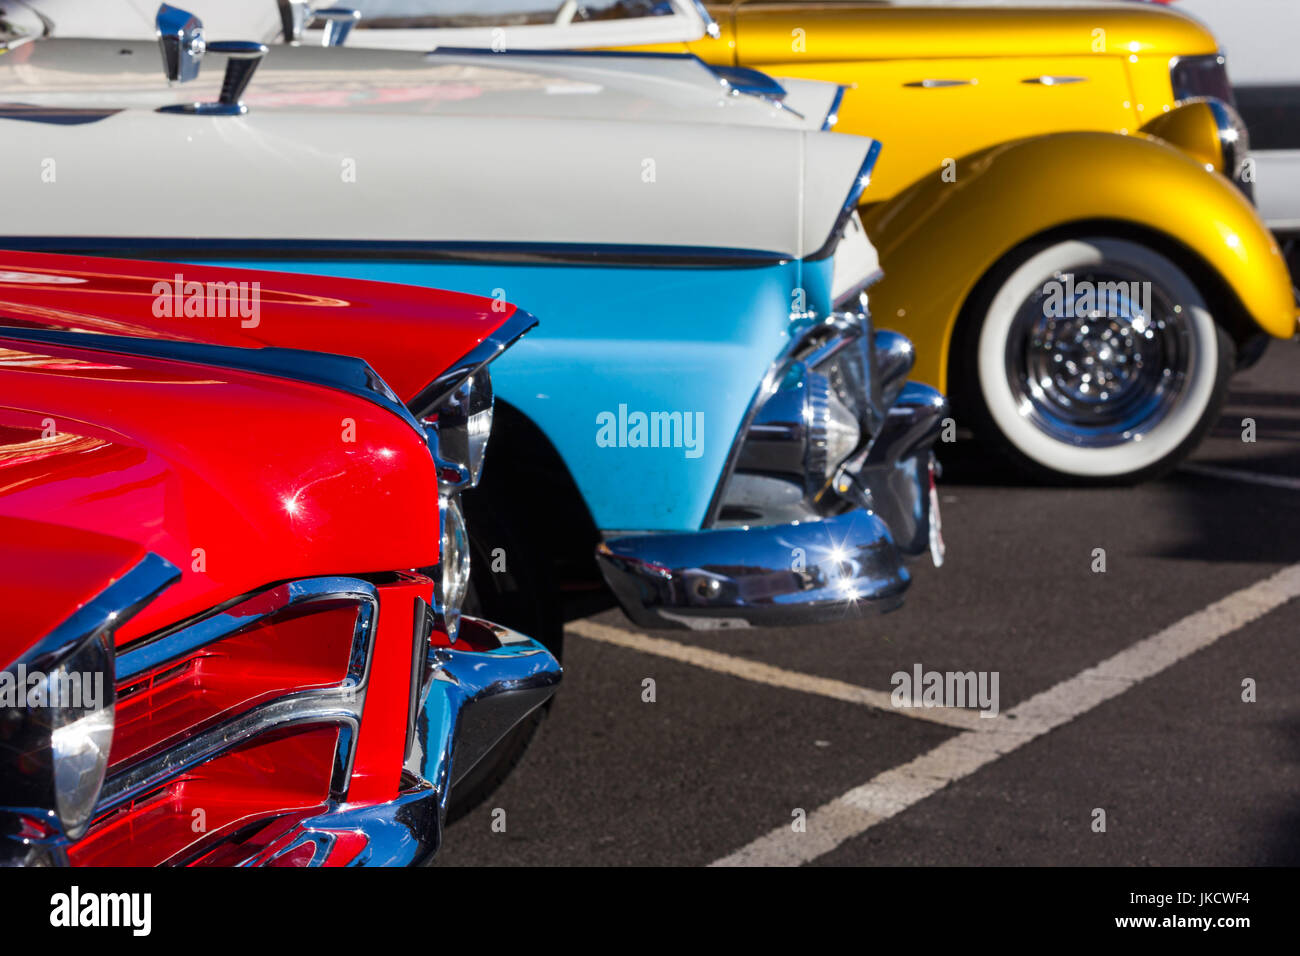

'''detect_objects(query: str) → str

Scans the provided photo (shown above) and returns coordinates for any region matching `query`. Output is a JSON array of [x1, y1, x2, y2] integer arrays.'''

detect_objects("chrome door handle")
[[1021, 75, 1088, 86], [903, 79, 974, 88]]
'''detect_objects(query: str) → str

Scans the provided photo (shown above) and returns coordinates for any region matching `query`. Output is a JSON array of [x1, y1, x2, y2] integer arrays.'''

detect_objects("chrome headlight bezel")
[[410, 308, 538, 642], [710, 307, 917, 528], [1205, 98, 1253, 199], [1, 553, 178, 851], [734, 360, 863, 500], [426, 372, 494, 492]]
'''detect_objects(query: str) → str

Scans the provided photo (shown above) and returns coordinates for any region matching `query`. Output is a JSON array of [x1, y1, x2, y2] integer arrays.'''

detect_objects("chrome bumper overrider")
[[595, 382, 948, 631], [836, 382, 949, 559], [258, 616, 561, 867], [411, 615, 562, 807]]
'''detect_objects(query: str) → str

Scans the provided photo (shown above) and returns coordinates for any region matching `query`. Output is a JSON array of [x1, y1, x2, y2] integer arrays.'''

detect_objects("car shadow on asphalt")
[[934, 437, 1039, 487], [1147, 467, 1300, 564], [1261, 714, 1300, 866]]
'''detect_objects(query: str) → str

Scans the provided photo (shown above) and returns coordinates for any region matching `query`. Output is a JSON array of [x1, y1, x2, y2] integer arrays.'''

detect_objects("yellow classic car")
[[24, 0, 1295, 482], [667, 1, 1297, 482]]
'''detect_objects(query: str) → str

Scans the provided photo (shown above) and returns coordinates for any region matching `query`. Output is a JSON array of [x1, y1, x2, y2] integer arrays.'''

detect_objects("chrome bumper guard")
[[409, 616, 561, 813], [256, 616, 560, 867], [836, 382, 949, 559], [595, 379, 949, 632]]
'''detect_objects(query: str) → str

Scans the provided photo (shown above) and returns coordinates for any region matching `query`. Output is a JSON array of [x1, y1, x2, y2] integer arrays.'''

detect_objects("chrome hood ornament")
[[155, 4, 267, 115], [277, 2, 360, 46]]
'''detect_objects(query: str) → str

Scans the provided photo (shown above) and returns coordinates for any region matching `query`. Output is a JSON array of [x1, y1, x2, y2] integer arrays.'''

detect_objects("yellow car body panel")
[[634, 2, 1215, 203], [860, 131, 1295, 393], [615, 2, 1295, 346]]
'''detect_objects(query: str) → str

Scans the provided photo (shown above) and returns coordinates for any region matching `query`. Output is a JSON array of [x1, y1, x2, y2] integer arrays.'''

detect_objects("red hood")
[[0, 250, 513, 405], [0, 331, 441, 649]]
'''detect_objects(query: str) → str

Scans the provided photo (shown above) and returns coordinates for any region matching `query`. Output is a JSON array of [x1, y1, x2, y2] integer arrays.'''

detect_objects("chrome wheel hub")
[[1005, 267, 1192, 447]]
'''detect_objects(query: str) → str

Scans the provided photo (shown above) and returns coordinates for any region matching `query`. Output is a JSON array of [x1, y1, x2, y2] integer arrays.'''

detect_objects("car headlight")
[[736, 361, 862, 494], [436, 494, 472, 642], [1, 553, 177, 852], [713, 309, 920, 527], [725, 315, 877, 521]]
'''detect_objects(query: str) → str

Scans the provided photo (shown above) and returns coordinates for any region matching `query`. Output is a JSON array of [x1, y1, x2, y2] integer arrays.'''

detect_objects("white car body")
[[0, 37, 869, 264]]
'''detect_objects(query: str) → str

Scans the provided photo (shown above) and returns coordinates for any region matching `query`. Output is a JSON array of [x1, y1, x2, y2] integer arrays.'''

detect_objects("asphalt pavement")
[[436, 336, 1300, 866]]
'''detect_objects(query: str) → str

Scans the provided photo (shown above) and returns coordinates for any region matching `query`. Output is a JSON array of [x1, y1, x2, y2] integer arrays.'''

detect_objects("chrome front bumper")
[[596, 381, 948, 631], [597, 508, 909, 630]]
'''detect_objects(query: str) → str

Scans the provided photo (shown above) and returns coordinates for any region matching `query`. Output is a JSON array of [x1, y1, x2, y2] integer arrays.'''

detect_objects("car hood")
[[0, 250, 514, 405], [0, 40, 875, 259], [0, 327, 441, 647], [1, 36, 830, 130]]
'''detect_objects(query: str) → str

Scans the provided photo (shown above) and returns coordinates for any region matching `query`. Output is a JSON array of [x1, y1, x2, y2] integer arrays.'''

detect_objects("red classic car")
[[0, 252, 558, 866]]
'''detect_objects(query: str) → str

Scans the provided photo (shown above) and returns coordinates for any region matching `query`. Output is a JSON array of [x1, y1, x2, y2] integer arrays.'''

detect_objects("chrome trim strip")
[[117, 577, 378, 683], [11, 553, 179, 671], [822, 85, 847, 131], [97, 693, 362, 812], [104, 576, 381, 809], [0, 327, 427, 443], [0, 236, 790, 269], [808, 139, 884, 262], [407, 307, 537, 419]]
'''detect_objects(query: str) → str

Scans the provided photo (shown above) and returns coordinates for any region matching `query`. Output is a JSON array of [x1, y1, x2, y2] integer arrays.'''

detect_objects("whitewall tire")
[[964, 236, 1232, 482]]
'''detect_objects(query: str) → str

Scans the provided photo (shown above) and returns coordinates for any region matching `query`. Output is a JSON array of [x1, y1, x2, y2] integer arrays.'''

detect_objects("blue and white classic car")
[[0, 4, 946, 802]]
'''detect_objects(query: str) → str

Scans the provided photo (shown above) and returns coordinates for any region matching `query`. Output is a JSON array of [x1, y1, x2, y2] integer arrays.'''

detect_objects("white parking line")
[[1181, 462, 1300, 492], [567, 619, 985, 730], [709, 562, 1300, 867]]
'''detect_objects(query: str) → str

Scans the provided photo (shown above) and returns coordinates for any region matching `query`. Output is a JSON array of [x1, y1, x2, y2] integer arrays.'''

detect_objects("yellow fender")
[[861, 130, 1295, 394]]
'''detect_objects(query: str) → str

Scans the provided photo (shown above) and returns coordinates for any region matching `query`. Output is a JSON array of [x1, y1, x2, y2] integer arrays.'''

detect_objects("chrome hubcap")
[[1005, 266, 1193, 447]]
